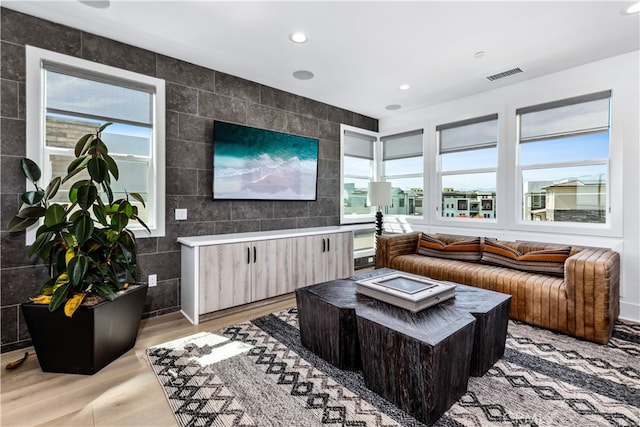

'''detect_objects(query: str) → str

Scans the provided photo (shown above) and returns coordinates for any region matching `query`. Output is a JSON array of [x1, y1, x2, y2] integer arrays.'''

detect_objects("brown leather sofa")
[[376, 232, 620, 344]]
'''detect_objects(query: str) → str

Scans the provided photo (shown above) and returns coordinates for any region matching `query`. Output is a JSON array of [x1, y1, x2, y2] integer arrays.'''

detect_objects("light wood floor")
[[0, 296, 297, 426]]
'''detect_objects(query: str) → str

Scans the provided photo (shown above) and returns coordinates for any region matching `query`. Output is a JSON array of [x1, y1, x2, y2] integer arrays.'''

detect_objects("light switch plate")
[[175, 208, 187, 220]]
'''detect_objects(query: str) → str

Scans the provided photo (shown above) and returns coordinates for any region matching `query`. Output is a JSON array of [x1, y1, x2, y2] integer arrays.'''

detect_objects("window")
[[517, 91, 610, 224], [341, 128, 376, 221], [437, 114, 498, 220], [381, 130, 424, 216], [26, 46, 165, 240]]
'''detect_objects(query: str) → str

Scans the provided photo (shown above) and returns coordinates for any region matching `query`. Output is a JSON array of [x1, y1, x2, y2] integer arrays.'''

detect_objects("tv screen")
[[212, 121, 319, 201]]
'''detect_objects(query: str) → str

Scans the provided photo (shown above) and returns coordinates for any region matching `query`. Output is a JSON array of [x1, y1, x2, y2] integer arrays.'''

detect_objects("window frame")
[[380, 129, 425, 218], [25, 45, 166, 243], [340, 124, 379, 224], [435, 113, 499, 223], [515, 91, 612, 229]]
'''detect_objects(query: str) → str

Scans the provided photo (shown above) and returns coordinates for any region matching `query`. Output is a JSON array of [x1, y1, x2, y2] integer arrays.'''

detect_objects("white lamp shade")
[[368, 181, 392, 206]]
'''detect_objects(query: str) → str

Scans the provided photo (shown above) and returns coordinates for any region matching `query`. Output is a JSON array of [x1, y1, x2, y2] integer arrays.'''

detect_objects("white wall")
[[379, 51, 640, 322]]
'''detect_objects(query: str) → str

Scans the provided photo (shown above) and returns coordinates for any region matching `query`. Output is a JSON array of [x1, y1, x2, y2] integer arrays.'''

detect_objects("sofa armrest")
[[375, 232, 421, 269], [565, 248, 620, 344]]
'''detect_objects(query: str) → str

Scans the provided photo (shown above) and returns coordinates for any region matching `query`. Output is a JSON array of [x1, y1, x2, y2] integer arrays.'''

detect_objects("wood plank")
[[0, 296, 296, 427]]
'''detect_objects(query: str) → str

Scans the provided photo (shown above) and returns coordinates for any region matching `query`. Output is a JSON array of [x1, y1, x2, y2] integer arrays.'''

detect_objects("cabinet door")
[[253, 238, 293, 300], [199, 243, 252, 313], [325, 232, 354, 281], [293, 235, 327, 287]]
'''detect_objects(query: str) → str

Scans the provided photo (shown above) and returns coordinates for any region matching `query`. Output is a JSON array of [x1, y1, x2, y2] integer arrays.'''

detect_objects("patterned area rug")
[[147, 308, 640, 426]]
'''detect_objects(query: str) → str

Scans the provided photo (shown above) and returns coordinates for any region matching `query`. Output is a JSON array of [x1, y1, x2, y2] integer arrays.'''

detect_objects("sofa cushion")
[[481, 239, 570, 276], [416, 233, 482, 262]]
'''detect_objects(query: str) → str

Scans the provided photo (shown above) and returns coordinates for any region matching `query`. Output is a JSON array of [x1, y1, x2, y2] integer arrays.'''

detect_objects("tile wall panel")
[[0, 7, 377, 352]]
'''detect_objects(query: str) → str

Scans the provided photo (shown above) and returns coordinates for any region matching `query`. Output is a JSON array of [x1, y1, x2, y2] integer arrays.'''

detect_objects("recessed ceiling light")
[[289, 32, 308, 43], [293, 70, 314, 80], [399, 84, 410, 91], [622, 1, 640, 14], [385, 104, 402, 111], [474, 51, 486, 58]]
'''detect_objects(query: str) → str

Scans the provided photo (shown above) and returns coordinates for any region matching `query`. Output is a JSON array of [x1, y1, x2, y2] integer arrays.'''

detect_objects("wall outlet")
[[368, 257, 374, 263], [148, 274, 157, 287], [175, 208, 187, 220]]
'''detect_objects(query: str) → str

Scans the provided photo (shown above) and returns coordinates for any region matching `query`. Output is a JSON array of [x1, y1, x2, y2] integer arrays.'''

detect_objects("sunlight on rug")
[[147, 308, 640, 427]]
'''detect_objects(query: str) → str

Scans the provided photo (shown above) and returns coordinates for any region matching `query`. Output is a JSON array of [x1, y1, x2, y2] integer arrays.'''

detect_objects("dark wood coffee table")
[[296, 269, 511, 375], [356, 295, 475, 425], [295, 278, 361, 370], [295, 269, 512, 426]]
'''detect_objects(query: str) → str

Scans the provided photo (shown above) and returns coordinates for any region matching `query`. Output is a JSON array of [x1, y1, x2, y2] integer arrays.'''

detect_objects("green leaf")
[[16, 205, 46, 218], [135, 216, 151, 233], [21, 190, 44, 206], [67, 155, 86, 174], [98, 122, 113, 133], [110, 213, 129, 232], [7, 216, 38, 232], [68, 254, 88, 287], [44, 204, 66, 228], [77, 183, 98, 211], [44, 177, 61, 200], [28, 231, 53, 258], [92, 204, 108, 226], [73, 214, 94, 245], [74, 133, 93, 157], [21, 158, 41, 182], [129, 192, 146, 208], [93, 282, 116, 301], [103, 155, 119, 180], [62, 157, 89, 184], [102, 181, 114, 204], [87, 158, 108, 183], [49, 281, 71, 312]]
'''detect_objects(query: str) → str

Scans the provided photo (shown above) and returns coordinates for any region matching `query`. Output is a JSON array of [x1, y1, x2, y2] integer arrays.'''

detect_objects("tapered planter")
[[21, 284, 148, 375]]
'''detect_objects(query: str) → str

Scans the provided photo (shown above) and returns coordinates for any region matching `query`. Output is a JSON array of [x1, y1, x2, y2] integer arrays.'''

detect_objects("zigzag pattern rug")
[[147, 308, 640, 426]]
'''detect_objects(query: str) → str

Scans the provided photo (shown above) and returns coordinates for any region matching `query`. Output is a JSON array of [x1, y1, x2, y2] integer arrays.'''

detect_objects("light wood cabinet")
[[179, 227, 354, 324], [294, 231, 353, 287]]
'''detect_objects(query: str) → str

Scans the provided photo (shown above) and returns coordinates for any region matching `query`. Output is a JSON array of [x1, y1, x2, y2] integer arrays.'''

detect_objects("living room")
[[1, 2, 639, 426]]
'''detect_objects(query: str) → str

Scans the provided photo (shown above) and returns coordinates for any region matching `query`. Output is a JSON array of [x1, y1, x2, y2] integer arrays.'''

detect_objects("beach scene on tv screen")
[[213, 121, 319, 200]]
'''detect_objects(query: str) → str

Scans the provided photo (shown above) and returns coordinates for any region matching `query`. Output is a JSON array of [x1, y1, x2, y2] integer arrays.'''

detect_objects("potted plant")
[[8, 122, 149, 375]]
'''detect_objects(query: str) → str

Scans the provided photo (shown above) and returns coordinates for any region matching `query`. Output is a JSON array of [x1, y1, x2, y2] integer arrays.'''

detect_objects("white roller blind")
[[382, 129, 423, 160], [46, 69, 153, 126], [344, 130, 375, 159], [518, 92, 611, 143], [438, 114, 498, 154]]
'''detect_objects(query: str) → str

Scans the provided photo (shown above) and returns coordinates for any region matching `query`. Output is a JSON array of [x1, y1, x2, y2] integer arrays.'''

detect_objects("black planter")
[[21, 284, 148, 375]]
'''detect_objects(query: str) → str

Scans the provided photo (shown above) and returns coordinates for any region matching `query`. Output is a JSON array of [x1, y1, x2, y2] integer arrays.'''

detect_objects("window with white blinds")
[[381, 129, 424, 216], [26, 46, 166, 240], [342, 129, 376, 218], [437, 115, 498, 220], [518, 91, 611, 224]]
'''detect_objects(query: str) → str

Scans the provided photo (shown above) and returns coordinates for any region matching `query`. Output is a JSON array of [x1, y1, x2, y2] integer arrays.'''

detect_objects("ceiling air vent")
[[486, 67, 523, 81]]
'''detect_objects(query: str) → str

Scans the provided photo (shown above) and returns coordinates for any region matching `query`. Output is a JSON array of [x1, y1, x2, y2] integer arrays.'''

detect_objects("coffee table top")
[[297, 268, 511, 316], [356, 295, 475, 345]]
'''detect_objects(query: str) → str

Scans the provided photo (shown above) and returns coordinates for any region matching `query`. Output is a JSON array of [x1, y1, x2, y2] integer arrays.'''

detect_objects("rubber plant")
[[8, 122, 149, 317]]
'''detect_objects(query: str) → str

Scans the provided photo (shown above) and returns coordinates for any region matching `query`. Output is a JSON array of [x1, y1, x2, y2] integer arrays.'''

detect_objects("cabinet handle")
[[322, 238, 326, 253], [247, 247, 251, 264], [253, 246, 257, 263], [327, 238, 330, 252]]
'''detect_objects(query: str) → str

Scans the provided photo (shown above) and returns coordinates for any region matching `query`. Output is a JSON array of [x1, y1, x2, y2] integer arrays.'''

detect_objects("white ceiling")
[[4, 1, 639, 120]]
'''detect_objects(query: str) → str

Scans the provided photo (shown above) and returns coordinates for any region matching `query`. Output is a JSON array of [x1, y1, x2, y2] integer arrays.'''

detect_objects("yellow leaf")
[[53, 273, 69, 291], [65, 247, 75, 266], [29, 295, 52, 304], [64, 293, 86, 317]]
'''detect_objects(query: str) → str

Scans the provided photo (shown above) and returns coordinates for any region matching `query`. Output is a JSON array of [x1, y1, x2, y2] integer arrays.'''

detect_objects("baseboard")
[[619, 301, 640, 323]]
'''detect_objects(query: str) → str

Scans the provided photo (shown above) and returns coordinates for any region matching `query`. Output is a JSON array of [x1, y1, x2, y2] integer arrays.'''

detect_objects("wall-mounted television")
[[212, 121, 319, 201]]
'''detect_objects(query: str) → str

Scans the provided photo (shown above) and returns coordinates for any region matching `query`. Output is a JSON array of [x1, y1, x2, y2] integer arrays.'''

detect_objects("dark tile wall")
[[0, 8, 378, 352]]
